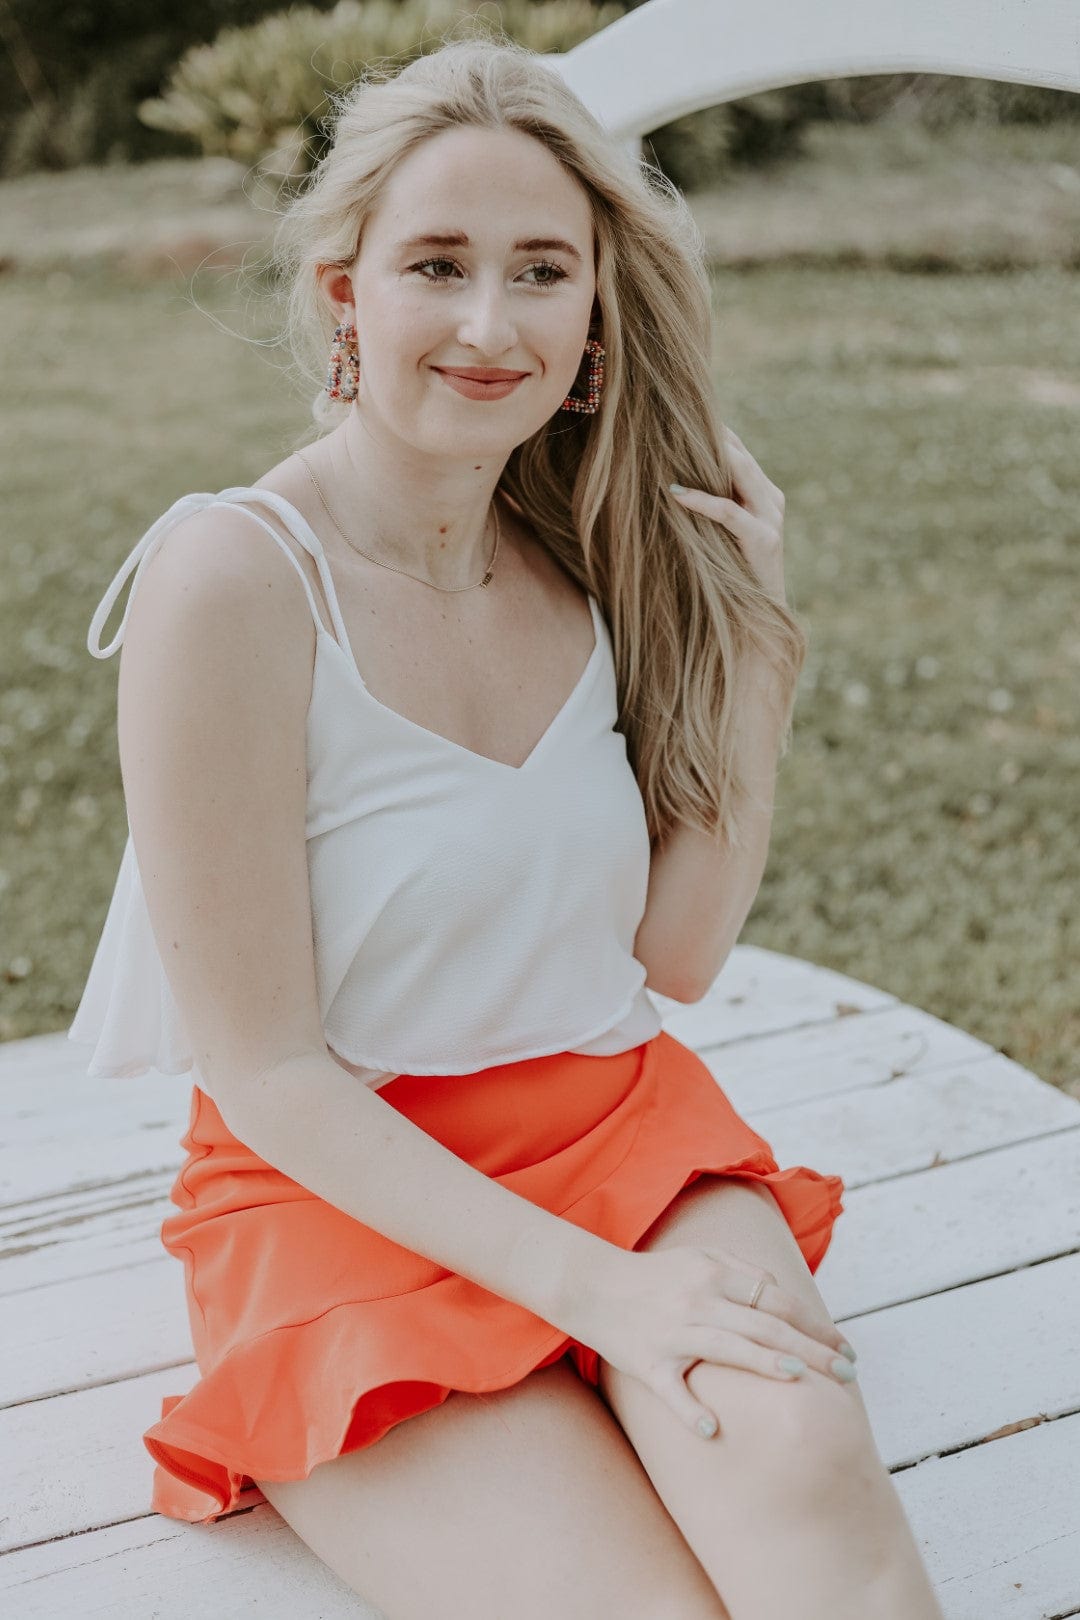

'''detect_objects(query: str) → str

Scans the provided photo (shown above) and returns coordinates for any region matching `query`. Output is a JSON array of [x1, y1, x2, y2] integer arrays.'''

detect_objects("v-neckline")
[[316, 609, 602, 774], [232, 486, 605, 776]]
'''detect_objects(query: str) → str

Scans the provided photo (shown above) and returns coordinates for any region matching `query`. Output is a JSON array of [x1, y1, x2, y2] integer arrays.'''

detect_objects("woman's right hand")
[[579, 1243, 857, 1439]]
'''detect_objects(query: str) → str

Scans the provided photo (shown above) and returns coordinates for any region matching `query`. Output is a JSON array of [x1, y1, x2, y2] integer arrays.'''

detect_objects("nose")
[[454, 272, 520, 354]]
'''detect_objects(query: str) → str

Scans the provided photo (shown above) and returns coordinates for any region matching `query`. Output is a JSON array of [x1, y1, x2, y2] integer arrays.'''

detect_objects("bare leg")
[[599, 1175, 945, 1619], [255, 1357, 730, 1620]]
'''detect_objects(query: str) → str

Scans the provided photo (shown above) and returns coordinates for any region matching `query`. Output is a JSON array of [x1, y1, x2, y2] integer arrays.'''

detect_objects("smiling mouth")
[[434, 368, 529, 382], [432, 369, 529, 400]]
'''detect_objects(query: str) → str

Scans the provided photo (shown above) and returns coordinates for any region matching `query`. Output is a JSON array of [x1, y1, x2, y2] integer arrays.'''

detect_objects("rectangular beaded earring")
[[560, 336, 605, 414], [324, 321, 360, 403]]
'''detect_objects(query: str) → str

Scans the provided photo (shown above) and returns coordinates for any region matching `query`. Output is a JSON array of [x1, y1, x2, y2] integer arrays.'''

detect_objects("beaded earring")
[[324, 320, 360, 403], [560, 336, 605, 414]]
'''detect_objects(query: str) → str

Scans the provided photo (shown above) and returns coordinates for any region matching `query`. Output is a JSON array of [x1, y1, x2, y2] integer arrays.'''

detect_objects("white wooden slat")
[[0, 1503, 389, 1620], [814, 1125, 1080, 1318], [694, 1001, 997, 1111], [0, 1060, 190, 1148], [654, 942, 897, 1049], [0, 1100, 190, 1207], [892, 1413, 1080, 1620], [834, 1249, 1080, 1469], [0, 1033, 114, 1085], [1, 1257, 191, 1405], [0, 1035, 194, 1112], [546, 0, 1080, 140], [0, 1180, 177, 1294], [0, 1363, 201, 1556], [748, 1052, 1080, 1185]]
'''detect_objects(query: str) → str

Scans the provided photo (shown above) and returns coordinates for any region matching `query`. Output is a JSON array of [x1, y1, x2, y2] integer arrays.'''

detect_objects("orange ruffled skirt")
[[145, 1028, 845, 1523]]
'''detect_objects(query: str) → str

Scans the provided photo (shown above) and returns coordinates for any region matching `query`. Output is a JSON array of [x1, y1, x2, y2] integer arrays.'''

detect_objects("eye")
[[411, 256, 568, 291], [412, 258, 460, 285], [526, 260, 569, 290]]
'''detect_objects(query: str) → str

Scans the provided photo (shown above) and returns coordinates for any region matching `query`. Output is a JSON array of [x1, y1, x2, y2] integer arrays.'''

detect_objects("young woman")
[[70, 29, 944, 1620]]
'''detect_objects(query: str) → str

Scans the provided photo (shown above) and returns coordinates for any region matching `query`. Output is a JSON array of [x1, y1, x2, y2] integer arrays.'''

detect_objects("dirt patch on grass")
[[900, 366, 1080, 406]]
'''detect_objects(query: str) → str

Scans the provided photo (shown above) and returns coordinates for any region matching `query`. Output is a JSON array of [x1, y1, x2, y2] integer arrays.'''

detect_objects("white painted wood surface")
[[546, 0, 1080, 138], [3, 943, 1079, 1618]]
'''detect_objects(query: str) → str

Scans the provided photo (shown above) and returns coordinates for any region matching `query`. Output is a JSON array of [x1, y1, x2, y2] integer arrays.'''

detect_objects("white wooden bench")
[[4, 944, 1080, 1616]]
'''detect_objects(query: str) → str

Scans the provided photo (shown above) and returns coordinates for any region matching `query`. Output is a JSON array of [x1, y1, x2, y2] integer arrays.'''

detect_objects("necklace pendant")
[[479, 568, 494, 588]]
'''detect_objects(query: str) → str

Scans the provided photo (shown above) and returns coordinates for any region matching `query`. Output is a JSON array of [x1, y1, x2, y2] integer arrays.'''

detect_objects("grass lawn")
[[1, 177, 1076, 1094]]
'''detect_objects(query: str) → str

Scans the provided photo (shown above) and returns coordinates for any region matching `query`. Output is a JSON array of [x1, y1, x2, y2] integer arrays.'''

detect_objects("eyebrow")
[[394, 230, 584, 264]]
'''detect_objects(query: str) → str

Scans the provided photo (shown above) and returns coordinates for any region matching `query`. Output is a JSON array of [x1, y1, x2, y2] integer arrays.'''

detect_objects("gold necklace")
[[297, 453, 500, 591]]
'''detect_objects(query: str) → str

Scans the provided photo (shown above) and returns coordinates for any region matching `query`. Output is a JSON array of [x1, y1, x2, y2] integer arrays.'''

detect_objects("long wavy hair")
[[269, 21, 808, 852]]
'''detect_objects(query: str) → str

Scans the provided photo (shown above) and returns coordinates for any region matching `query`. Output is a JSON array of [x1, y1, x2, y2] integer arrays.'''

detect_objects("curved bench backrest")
[[547, 0, 1080, 144]]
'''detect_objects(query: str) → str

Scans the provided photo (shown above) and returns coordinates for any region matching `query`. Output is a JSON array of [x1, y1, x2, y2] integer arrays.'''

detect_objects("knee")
[[687, 1360, 883, 1506]]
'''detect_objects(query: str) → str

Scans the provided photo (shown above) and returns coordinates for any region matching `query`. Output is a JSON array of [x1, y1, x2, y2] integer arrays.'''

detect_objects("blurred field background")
[[1, 0, 1077, 1093]]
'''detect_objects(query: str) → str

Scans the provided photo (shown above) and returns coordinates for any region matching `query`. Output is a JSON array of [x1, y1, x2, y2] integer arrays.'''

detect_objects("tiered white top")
[[67, 487, 663, 1093]]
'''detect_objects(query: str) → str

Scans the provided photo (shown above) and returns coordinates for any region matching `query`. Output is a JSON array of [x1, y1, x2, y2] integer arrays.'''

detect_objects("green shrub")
[[2, 35, 188, 176], [136, 0, 626, 178]]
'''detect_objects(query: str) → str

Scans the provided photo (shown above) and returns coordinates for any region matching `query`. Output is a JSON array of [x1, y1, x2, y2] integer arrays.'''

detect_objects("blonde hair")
[[269, 21, 807, 851]]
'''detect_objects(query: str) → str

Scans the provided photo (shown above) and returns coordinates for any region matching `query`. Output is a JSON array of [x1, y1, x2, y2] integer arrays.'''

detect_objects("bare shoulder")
[[137, 489, 308, 599], [120, 493, 319, 726]]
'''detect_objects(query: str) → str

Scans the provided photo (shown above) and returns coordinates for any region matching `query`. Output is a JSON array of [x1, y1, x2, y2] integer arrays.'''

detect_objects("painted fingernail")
[[838, 1341, 857, 1362], [778, 1356, 806, 1376], [831, 1357, 859, 1383], [669, 482, 686, 493]]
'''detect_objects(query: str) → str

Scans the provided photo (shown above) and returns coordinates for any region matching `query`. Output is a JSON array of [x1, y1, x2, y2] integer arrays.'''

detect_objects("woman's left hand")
[[669, 424, 787, 599]]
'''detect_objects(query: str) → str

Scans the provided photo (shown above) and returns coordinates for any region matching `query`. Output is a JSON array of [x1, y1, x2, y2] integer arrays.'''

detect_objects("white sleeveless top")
[[67, 487, 663, 1093]]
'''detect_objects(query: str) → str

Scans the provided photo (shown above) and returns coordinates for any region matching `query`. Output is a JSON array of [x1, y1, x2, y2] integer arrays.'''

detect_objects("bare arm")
[[634, 651, 786, 1001], [231, 1049, 621, 1339], [116, 505, 622, 1342]]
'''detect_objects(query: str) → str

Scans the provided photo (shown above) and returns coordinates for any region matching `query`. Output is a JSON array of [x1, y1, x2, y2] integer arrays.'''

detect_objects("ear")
[[315, 263, 357, 325]]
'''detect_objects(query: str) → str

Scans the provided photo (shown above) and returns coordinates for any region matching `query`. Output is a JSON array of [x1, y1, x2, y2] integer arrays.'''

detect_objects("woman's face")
[[327, 124, 599, 454]]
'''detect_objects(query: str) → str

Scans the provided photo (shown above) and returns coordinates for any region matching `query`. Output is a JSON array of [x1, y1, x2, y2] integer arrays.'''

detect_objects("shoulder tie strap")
[[87, 492, 214, 659], [86, 488, 332, 659], [225, 488, 359, 671]]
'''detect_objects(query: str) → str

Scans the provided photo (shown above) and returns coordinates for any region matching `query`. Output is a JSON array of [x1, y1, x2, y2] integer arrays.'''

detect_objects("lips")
[[433, 368, 529, 402], [435, 367, 529, 381]]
